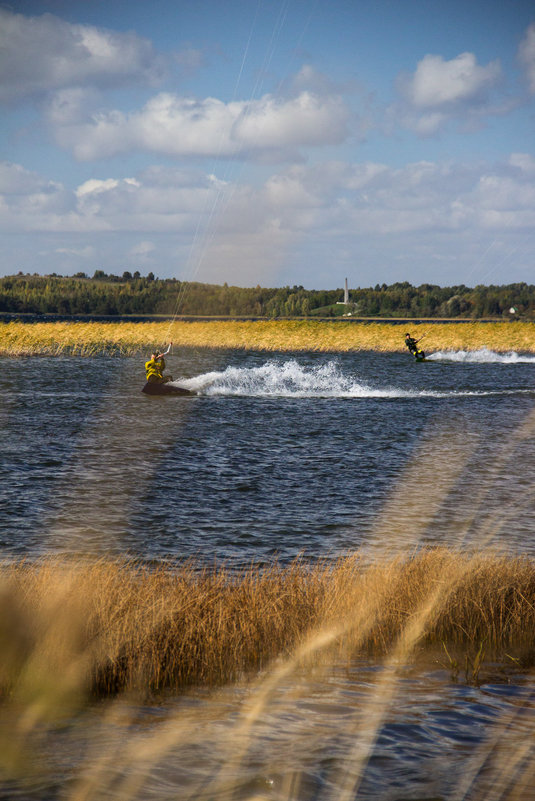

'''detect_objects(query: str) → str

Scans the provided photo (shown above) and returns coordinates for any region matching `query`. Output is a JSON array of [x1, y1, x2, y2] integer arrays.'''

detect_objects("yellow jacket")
[[145, 356, 165, 382]]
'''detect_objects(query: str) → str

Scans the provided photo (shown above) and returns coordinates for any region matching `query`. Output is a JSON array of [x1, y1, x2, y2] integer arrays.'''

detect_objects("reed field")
[[0, 548, 532, 799], [1, 549, 534, 702], [2, 319, 535, 355], [2, 549, 535, 798]]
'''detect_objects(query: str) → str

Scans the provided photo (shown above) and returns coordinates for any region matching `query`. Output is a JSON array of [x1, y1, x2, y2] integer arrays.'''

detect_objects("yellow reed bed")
[[1, 549, 534, 698], [1, 319, 535, 355]]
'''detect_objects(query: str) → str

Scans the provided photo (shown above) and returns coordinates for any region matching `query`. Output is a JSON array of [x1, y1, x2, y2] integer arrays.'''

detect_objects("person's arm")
[[156, 343, 172, 359]]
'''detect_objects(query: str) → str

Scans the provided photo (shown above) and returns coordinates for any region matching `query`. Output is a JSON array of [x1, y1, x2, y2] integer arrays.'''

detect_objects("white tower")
[[344, 278, 349, 304]]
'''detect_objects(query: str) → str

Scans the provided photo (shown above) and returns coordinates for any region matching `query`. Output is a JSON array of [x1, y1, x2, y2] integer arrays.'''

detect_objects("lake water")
[[2, 347, 535, 563], [1, 347, 535, 800]]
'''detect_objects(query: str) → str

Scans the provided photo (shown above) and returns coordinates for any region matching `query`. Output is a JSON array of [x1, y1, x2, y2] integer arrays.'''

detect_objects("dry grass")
[[1, 549, 534, 702], [1, 551, 535, 800], [2, 319, 535, 355]]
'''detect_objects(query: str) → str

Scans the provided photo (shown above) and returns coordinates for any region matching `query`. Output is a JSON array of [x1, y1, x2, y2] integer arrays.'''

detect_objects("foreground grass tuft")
[[1, 549, 534, 699]]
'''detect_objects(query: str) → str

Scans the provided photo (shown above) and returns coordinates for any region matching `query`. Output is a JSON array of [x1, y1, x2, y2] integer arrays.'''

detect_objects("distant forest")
[[1, 271, 534, 319]]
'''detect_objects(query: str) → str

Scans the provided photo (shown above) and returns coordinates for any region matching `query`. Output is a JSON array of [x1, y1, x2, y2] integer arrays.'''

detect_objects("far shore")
[[1, 318, 535, 355]]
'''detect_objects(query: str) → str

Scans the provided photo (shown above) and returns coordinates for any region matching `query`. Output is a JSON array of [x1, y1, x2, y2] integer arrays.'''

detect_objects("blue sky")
[[1, 0, 534, 289]]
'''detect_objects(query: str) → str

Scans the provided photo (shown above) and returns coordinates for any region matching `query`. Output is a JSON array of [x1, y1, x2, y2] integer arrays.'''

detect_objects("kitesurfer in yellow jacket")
[[145, 344, 173, 384]]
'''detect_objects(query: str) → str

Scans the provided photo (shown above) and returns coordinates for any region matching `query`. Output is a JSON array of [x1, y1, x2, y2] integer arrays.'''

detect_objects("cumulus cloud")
[[398, 52, 502, 108], [235, 91, 349, 149], [46, 89, 350, 162], [0, 162, 72, 226], [0, 8, 166, 103], [518, 23, 535, 94], [393, 51, 504, 135], [198, 156, 535, 284], [2, 156, 534, 237], [0, 161, 61, 195], [0, 153, 535, 285]]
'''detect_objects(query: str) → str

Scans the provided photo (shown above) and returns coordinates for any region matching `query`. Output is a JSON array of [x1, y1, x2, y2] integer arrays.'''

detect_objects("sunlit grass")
[[2, 549, 535, 798], [2, 319, 535, 355], [1, 549, 533, 702]]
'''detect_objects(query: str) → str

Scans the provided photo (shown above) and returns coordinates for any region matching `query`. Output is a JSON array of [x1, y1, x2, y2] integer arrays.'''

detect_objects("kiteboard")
[[142, 381, 193, 396]]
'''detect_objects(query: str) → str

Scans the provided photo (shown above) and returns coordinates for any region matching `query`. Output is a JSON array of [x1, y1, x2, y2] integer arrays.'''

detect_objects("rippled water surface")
[[3, 661, 535, 801], [1, 347, 535, 800], [2, 347, 535, 562]]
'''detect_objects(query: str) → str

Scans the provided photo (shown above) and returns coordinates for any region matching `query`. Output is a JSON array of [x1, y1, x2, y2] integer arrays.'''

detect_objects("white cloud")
[[403, 111, 448, 137], [1, 156, 534, 286], [130, 241, 156, 259], [55, 245, 95, 258], [0, 162, 72, 226], [518, 23, 535, 94], [2, 156, 534, 237], [509, 153, 535, 175], [46, 87, 102, 126], [76, 178, 123, 197], [234, 91, 348, 149], [393, 51, 504, 136], [46, 89, 350, 162], [0, 161, 61, 195], [0, 8, 166, 103], [478, 174, 535, 207], [399, 52, 502, 108]]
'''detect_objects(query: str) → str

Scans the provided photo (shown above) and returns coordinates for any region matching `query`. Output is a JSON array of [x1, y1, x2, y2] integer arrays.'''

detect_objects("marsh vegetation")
[[1, 549, 534, 700], [2, 319, 535, 356], [1, 549, 535, 800]]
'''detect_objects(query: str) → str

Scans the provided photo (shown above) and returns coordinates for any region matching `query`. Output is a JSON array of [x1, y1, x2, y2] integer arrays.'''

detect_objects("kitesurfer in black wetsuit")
[[145, 344, 173, 384], [405, 332, 425, 359]]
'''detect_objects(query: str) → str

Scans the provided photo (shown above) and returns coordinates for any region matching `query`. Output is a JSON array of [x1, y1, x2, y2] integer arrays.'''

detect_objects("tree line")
[[0, 271, 534, 319]]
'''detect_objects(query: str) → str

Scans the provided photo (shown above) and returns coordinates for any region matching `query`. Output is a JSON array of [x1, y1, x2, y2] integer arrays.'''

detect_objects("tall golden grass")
[[2, 319, 535, 355], [2, 549, 535, 799], [1, 549, 533, 702]]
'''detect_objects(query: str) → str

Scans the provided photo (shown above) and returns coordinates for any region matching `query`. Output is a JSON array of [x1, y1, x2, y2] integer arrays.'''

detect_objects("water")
[[1, 348, 535, 563], [6, 662, 534, 801], [1, 347, 535, 800]]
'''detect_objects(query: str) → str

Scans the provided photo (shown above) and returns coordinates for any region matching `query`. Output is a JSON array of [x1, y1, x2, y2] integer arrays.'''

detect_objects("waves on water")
[[428, 348, 535, 363], [172, 359, 531, 399]]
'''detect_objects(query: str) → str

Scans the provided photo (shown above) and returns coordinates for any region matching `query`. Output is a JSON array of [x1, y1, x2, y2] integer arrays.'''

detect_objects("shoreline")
[[2, 319, 535, 355]]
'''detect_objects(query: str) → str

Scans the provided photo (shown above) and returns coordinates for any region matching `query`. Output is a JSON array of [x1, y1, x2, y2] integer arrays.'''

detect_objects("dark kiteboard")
[[142, 381, 193, 396]]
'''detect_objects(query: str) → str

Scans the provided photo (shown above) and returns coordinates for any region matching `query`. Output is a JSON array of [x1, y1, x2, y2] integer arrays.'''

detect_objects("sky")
[[1, 0, 534, 290]]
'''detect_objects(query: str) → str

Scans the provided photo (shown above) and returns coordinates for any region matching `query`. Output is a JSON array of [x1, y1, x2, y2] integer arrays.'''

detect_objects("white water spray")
[[428, 348, 535, 364], [171, 359, 533, 399]]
